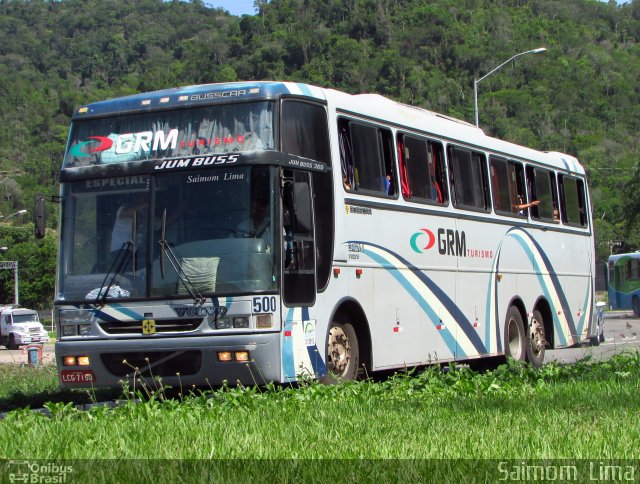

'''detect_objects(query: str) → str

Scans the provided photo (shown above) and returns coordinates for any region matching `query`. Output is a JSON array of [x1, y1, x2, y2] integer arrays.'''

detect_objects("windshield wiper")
[[96, 241, 132, 305], [158, 208, 205, 304], [158, 239, 205, 304]]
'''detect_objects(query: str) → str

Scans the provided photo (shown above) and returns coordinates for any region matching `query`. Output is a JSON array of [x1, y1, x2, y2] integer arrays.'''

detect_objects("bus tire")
[[322, 321, 359, 383], [632, 296, 640, 318], [526, 310, 546, 368], [505, 306, 526, 362]]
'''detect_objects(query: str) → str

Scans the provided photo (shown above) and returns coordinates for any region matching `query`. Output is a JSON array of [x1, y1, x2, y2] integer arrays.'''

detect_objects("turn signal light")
[[77, 356, 91, 366], [63, 356, 77, 366]]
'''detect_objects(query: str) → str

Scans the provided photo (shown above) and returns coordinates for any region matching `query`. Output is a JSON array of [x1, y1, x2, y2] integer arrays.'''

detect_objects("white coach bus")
[[40, 81, 597, 387]]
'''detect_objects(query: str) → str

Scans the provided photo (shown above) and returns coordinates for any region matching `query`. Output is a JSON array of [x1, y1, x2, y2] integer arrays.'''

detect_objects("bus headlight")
[[215, 318, 231, 329], [62, 325, 76, 336], [78, 324, 91, 335]]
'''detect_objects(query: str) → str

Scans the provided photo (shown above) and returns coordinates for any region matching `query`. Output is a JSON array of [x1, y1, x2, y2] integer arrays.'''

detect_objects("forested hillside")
[[0, 0, 639, 306]]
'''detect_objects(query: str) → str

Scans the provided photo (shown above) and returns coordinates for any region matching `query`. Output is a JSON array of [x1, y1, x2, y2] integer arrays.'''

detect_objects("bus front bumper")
[[55, 333, 281, 388]]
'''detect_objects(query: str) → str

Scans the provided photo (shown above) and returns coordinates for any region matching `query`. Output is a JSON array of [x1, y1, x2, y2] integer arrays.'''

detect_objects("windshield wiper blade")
[[96, 241, 132, 305], [157, 239, 205, 304]]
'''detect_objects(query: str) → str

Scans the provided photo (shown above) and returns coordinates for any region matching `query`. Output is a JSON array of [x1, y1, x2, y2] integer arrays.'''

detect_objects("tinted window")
[[447, 146, 490, 211], [526, 167, 559, 222], [65, 102, 275, 167], [339, 118, 396, 197], [398, 134, 447, 205], [490, 157, 526, 217], [558, 175, 588, 227], [281, 101, 330, 165]]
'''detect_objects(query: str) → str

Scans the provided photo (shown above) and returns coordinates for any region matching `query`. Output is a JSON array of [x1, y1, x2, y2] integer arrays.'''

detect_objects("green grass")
[[0, 354, 639, 480]]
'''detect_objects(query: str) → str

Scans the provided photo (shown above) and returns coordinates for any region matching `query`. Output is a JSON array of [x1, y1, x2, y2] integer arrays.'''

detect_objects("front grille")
[[101, 351, 202, 377], [99, 318, 201, 335]]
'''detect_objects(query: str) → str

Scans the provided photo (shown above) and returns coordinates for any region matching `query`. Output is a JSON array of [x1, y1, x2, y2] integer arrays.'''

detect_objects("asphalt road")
[[0, 311, 638, 367], [546, 310, 640, 363]]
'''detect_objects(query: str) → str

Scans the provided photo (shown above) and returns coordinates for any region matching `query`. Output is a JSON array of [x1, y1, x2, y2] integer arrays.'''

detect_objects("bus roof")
[[73, 81, 584, 175], [72, 81, 326, 120]]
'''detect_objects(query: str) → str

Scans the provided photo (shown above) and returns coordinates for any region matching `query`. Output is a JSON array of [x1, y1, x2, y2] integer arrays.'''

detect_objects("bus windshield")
[[64, 101, 275, 167], [58, 166, 277, 302]]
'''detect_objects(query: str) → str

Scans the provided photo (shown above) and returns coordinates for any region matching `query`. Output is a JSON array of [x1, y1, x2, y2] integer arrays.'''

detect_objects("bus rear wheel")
[[526, 310, 546, 368], [323, 321, 359, 383], [505, 306, 526, 362]]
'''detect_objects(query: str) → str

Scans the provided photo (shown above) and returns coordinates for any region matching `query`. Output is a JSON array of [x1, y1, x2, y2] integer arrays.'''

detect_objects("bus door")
[[280, 170, 319, 378]]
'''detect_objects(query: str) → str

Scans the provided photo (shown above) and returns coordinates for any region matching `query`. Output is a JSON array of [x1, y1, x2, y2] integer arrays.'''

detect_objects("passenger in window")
[[384, 174, 391, 195], [513, 197, 540, 214]]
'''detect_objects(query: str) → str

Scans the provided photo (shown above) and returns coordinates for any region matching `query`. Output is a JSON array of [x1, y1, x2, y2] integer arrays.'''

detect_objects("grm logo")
[[410, 229, 436, 253]]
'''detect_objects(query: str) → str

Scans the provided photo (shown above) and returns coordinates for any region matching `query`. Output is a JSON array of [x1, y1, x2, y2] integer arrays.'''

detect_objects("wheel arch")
[[328, 297, 372, 373], [533, 297, 554, 348]]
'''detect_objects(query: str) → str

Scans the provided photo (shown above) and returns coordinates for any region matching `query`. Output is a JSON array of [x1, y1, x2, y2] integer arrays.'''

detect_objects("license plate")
[[61, 370, 95, 383]]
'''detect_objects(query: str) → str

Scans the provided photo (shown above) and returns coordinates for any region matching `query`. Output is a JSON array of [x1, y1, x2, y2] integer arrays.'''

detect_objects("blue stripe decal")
[[297, 83, 314, 97], [362, 247, 464, 358], [509, 233, 567, 346], [560, 157, 572, 171], [110, 303, 144, 320], [525, 234, 579, 342], [82, 306, 122, 323], [307, 344, 327, 377], [282, 308, 295, 381], [362, 242, 487, 356], [300, 306, 327, 376]]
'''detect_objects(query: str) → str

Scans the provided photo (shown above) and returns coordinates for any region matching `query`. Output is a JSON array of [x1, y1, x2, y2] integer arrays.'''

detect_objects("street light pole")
[[0, 209, 27, 222], [473, 47, 546, 127]]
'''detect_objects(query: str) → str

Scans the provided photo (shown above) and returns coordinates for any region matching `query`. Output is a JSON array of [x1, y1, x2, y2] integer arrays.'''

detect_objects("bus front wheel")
[[505, 307, 526, 362], [323, 321, 359, 383], [526, 310, 546, 368]]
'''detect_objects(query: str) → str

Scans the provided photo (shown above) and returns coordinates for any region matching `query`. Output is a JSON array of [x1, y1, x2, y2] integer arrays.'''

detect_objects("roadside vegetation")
[[1, 353, 638, 472]]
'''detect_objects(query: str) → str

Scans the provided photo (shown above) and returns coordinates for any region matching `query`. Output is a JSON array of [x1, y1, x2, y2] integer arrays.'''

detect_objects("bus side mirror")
[[35, 196, 46, 239]]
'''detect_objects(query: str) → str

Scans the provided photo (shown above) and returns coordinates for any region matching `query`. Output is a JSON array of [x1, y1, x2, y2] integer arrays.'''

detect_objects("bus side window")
[[558, 174, 588, 228], [399, 134, 447, 205], [338, 118, 396, 197], [447, 145, 490, 212], [490, 157, 526, 217], [526, 166, 559, 222]]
